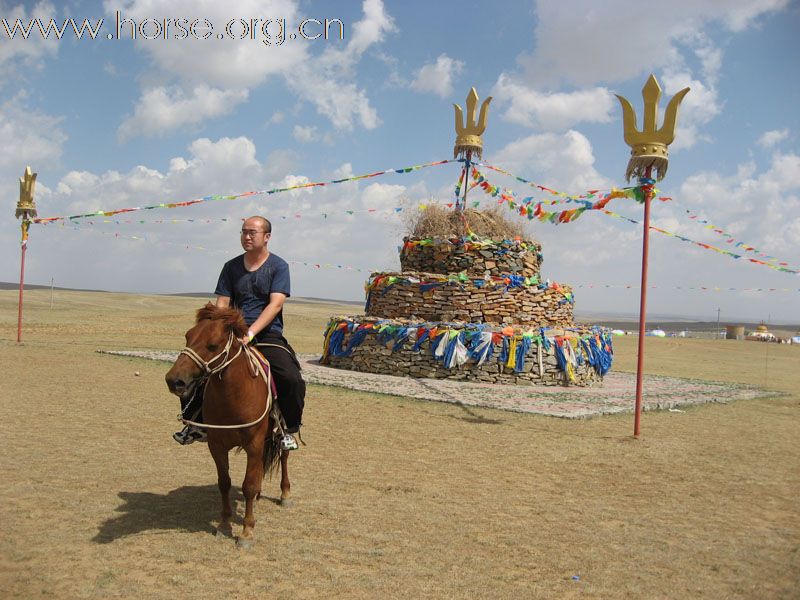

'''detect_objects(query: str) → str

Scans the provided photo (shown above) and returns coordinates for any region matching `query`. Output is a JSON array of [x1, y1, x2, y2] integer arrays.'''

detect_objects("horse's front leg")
[[237, 441, 265, 549], [209, 441, 233, 538], [280, 449, 291, 507]]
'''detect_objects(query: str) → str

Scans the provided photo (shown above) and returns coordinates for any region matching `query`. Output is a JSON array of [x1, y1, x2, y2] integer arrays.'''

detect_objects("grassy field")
[[0, 289, 798, 599]]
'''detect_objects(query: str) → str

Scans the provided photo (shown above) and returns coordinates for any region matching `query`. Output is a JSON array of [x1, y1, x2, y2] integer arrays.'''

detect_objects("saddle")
[[247, 345, 286, 437]]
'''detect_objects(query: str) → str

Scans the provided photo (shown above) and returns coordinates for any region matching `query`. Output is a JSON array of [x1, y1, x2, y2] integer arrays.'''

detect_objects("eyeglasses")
[[240, 229, 265, 237]]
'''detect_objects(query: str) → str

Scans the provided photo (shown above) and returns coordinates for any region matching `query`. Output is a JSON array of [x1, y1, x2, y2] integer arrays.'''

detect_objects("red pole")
[[633, 168, 654, 438], [17, 221, 27, 343]]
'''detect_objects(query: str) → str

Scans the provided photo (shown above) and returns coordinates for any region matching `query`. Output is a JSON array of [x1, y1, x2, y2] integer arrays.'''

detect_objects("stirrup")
[[173, 425, 207, 445], [280, 433, 298, 451]]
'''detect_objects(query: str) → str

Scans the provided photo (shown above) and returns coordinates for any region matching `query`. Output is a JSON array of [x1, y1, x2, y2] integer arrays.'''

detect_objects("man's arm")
[[247, 292, 286, 337], [216, 296, 230, 308]]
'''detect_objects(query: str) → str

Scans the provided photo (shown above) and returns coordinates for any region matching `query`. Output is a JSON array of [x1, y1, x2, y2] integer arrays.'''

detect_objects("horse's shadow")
[[93, 485, 244, 543]]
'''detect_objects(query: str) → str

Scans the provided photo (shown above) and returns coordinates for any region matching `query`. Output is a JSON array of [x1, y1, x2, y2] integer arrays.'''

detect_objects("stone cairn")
[[320, 233, 613, 386]]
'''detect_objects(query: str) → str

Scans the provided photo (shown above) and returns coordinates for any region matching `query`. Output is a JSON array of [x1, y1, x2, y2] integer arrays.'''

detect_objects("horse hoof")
[[280, 498, 292, 508], [236, 537, 254, 550], [215, 527, 232, 539]]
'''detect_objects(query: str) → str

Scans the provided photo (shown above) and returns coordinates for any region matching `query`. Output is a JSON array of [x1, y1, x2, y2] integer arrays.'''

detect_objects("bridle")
[[177, 330, 275, 430], [179, 331, 242, 378]]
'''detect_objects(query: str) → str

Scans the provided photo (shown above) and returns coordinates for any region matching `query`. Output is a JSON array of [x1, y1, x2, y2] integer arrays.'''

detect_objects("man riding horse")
[[174, 215, 305, 451]]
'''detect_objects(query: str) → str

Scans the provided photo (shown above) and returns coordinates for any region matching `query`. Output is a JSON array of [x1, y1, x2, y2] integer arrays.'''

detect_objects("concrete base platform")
[[103, 350, 781, 419]]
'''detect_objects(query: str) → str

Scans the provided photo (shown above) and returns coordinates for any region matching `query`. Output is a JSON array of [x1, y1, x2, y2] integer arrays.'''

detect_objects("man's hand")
[[240, 329, 255, 346]]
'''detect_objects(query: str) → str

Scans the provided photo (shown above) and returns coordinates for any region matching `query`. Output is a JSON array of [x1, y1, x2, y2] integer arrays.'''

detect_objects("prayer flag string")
[[682, 209, 797, 269], [32, 159, 455, 224], [600, 209, 799, 275], [470, 166, 649, 224]]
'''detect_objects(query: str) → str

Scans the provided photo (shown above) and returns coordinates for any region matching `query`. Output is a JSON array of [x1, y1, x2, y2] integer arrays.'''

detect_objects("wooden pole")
[[633, 169, 654, 438], [15, 167, 38, 344], [616, 75, 689, 438], [17, 219, 28, 343]]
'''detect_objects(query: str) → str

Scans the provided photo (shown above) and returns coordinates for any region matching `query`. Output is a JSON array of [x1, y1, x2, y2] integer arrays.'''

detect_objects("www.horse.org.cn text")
[[0, 11, 345, 46]]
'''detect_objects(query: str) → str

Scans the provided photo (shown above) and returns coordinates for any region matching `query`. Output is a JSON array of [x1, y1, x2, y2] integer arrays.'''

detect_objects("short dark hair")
[[246, 215, 272, 234]]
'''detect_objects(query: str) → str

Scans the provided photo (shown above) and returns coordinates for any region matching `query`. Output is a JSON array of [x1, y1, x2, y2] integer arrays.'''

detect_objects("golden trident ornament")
[[16, 166, 38, 219], [616, 74, 689, 182], [453, 87, 492, 160]]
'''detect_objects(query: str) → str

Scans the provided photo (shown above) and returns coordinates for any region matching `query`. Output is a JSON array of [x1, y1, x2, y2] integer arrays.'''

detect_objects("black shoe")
[[279, 433, 299, 451], [173, 425, 207, 445]]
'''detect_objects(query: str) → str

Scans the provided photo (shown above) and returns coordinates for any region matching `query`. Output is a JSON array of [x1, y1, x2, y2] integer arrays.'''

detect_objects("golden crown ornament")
[[616, 74, 689, 182], [453, 87, 492, 160]]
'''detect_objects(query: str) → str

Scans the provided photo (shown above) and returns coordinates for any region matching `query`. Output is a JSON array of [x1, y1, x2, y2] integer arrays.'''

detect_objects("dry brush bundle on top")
[[403, 203, 527, 240]]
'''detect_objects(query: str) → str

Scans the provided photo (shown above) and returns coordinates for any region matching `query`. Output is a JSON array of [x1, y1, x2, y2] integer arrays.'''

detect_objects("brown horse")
[[165, 303, 290, 548]]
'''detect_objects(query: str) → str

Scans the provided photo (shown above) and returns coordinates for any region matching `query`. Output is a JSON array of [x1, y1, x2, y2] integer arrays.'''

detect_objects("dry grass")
[[0, 289, 798, 599], [404, 204, 527, 240]]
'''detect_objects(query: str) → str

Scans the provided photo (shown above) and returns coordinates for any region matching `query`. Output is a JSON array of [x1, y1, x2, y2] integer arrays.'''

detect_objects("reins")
[[178, 331, 275, 430]]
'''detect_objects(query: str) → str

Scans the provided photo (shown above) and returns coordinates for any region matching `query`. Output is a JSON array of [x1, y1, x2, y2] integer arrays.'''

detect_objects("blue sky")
[[1, 0, 798, 323]]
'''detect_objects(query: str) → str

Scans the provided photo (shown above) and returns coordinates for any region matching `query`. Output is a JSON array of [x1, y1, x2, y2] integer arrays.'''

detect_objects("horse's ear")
[[232, 321, 247, 338], [195, 302, 217, 323], [230, 312, 248, 337]]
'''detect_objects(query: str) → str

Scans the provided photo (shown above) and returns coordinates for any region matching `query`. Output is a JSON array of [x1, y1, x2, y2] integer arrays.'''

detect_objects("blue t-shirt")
[[214, 253, 291, 335]]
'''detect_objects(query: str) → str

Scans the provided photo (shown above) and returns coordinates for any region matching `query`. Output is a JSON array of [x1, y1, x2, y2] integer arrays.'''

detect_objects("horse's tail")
[[262, 425, 282, 479]]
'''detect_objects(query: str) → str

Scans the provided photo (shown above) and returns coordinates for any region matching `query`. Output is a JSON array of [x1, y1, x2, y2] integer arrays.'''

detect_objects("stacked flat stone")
[[368, 235, 572, 328], [399, 236, 542, 278], [322, 316, 604, 386], [321, 234, 610, 387], [365, 271, 573, 328]]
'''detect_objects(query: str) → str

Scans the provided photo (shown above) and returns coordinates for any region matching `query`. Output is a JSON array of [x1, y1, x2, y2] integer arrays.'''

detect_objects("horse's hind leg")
[[237, 443, 264, 548], [209, 443, 233, 537], [280, 450, 291, 507]]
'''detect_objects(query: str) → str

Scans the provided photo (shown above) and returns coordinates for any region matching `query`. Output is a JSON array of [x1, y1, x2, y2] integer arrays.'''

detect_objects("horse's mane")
[[195, 302, 248, 337]]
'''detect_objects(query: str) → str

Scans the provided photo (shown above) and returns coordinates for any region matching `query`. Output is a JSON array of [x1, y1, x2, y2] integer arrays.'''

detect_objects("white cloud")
[[328, 0, 396, 73], [491, 130, 613, 192], [108, 0, 306, 139], [284, 0, 395, 130], [658, 70, 721, 150], [292, 125, 318, 143], [374, 51, 406, 88], [290, 79, 379, 130], [493, 74, 614, 130], [117, 85, 249, 141], [107, 0, 306, 88], [677, 151, 800, 257], [262, 149, 299, 180], [0, 93, 66, 168], [113, 0, 395, 136], [0, 1, 58, 75], [16, 137, 427, 297], [721, 0, 790, 31], [518, 0, 788, 87], [757, 129, 790, 148], [410, 54, 464, 98]]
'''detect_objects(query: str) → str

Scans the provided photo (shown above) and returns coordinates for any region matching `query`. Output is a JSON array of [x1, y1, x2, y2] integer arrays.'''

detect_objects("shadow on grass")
[[93, 485, 230, 543], [413, 379, 505, 425]]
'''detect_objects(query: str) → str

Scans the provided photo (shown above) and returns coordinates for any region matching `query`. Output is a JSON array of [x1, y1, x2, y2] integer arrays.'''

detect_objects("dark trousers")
[[180, 333, 305, 432], [255, 334, 305, 433]]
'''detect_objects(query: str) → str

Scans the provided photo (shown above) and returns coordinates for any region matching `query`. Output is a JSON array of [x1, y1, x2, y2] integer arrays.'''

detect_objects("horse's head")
[[165, 302, 248, 399]]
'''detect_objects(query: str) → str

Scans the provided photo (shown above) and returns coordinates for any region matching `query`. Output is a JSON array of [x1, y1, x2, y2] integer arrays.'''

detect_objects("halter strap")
[[179, 331, 242, 377], [178, 333, 274, 430]]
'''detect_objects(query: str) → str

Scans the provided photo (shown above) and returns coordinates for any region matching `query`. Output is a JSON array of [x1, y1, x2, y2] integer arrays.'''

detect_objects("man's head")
[[240, 216, 272, 252]]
